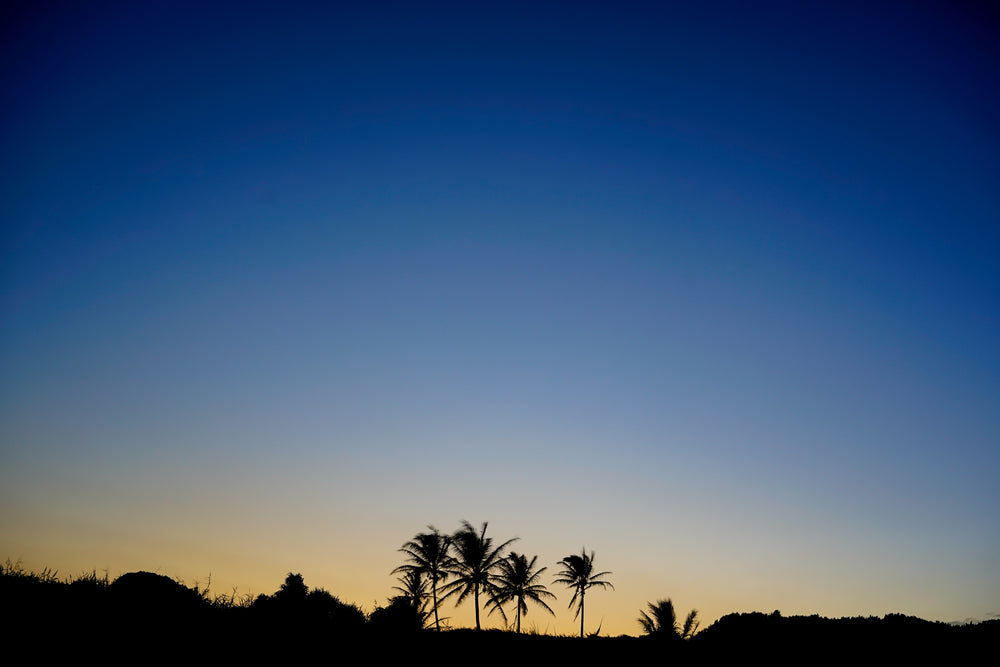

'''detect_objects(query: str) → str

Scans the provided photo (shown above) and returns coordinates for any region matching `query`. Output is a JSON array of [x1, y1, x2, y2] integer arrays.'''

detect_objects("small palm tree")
[[392, 526, 453, 631], [638, 598, 699, 639], [442, 520, 518, 630], [392, 569, 430, 627], [487, 552, 556, 633], [553, 548, 613, 638]]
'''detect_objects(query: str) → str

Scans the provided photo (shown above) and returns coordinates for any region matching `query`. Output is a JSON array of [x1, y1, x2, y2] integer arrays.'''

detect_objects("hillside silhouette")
[[3, 558, 995, 663]]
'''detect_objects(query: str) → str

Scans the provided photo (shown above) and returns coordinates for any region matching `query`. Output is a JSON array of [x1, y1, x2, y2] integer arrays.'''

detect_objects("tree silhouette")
[[638, 598, 699, 640], [392, 526, 453, 631], [487, 552, 556, 633], [274, 572, 308, 604], [392, 569, 430, 627], [251, 573, 365, 637], [368, 595, 426, 634], [442, 520, 518, 630], [553, 548, 613, 638]]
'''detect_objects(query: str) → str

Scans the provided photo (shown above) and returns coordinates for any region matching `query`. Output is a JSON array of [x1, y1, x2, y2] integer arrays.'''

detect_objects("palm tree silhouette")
[[487, 552, 556, 633], [392, 526, 453, 631], [392, 569, 430, 627], [442, 520, 517, 630], [638, 598, 699, 639], [553, 548, 613, 638]]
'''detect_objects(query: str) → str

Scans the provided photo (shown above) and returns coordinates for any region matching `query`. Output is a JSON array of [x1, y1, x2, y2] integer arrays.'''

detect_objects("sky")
[[1, 0, 998, 635]]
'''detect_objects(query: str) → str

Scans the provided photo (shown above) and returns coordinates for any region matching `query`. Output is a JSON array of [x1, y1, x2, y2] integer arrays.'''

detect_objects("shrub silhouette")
[[109, 571, 209, 622], [276, 572, 308, 601], [368, 595, 427, 634], [249, 572, 365, 640]]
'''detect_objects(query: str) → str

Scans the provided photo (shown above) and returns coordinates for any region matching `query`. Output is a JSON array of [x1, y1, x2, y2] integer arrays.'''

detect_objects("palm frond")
[[637, 598, 699, 639], [682, 608, 700, 639]]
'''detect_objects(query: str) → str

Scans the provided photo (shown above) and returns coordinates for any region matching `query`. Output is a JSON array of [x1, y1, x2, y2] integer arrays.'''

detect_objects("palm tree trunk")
[[432, 578, 440, 631], [474, 584, 481, 630], [580, 589, 585, 638]]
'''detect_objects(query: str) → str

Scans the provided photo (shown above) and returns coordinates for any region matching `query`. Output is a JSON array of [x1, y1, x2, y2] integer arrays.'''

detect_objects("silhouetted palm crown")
[[392, 569, 430, 626], [393, 526, 453, 631], [487, 552, 556, 633], [554, 548, 613, 637], [442, 520, 518, 630], [638, 598, 699, 639]]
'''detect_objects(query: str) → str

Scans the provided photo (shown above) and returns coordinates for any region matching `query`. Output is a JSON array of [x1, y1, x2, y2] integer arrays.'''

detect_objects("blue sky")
[[2, 1, 998, 632]]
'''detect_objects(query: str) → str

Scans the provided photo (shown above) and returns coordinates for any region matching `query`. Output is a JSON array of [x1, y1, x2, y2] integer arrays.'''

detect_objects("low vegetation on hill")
[[3, 559, 994, 662]]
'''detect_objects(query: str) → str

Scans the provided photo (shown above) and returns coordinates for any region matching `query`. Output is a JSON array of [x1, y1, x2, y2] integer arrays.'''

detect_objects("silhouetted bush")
[[368, 595, 426, 635], [245, 571, 366, 651]]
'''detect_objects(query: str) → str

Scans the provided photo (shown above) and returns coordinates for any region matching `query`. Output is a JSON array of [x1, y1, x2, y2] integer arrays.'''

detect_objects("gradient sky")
[[2, 1, 998, 635]]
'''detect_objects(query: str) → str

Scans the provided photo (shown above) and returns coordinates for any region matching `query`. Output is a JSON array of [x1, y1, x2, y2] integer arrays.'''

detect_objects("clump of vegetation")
[[638, 598, 699, 639], [2, 558, 60, 583]]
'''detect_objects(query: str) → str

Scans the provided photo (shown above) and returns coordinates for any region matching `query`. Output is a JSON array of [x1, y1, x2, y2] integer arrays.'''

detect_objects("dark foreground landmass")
[[3, 565, 995, 664]]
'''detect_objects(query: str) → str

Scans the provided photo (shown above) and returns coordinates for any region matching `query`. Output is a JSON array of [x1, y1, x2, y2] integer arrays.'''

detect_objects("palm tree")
[[392, 569, 430, 627], [638, 598, 699, 639], [553, 548, 613, 638], [487, 552, 556, 633], [392, 526, 453, 631], [442, 520, 518, 630]]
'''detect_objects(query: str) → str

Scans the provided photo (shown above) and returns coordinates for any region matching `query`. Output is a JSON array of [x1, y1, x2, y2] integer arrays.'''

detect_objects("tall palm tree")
[[392, 526, 453, 631], [638, 598, 699, 639], [487, 552, 556, 633], [442, 520, 518, 630], [553, 548, 614, 638]]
